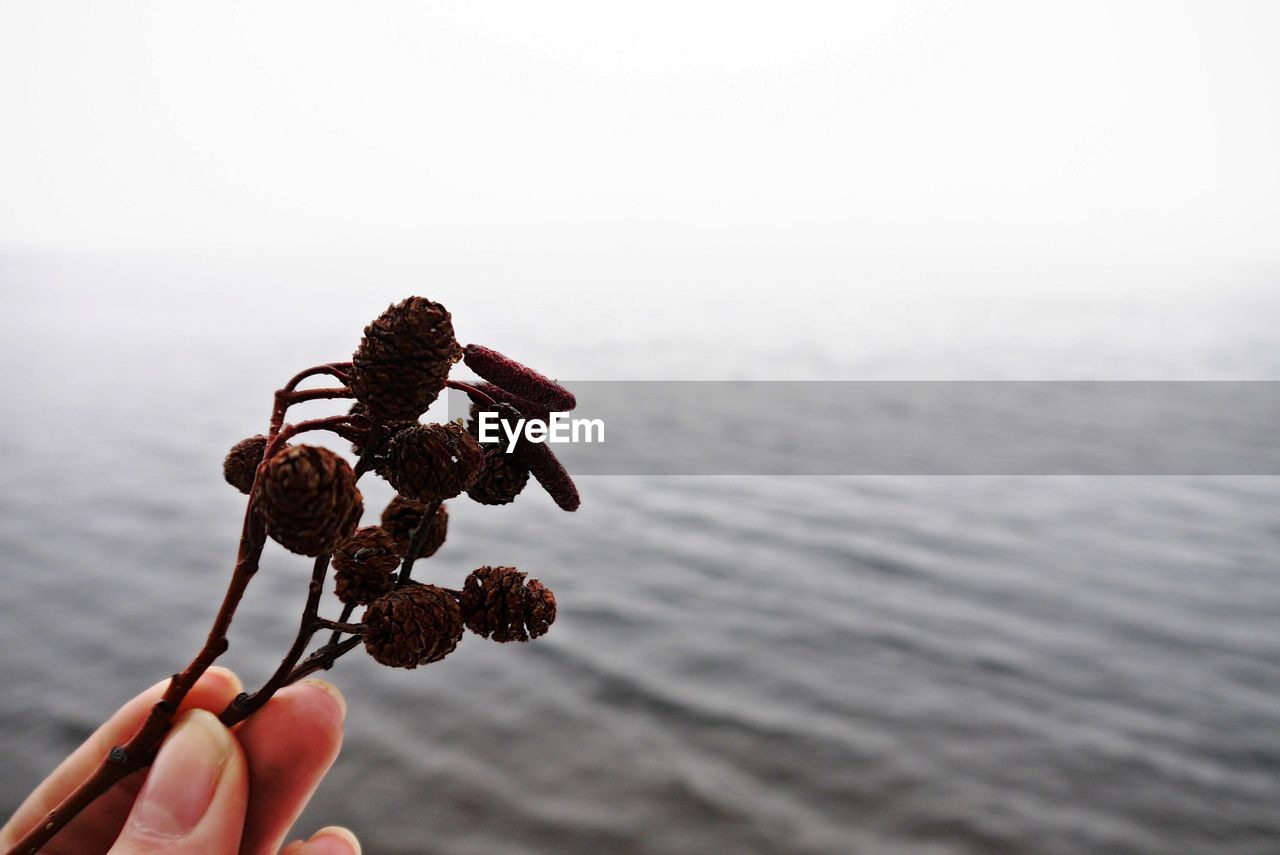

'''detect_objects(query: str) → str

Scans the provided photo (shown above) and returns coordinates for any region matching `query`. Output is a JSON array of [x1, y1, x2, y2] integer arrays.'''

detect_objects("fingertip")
[[298, 825, 361, 855], [297, 679, 347, 723], [203, 665, 244, 696], [116, 709, 248, 847], [231, 682, 347, 853]]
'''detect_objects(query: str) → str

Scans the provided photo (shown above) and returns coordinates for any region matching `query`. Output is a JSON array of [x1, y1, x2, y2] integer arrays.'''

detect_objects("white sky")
[[1, 1, 1278, 262]]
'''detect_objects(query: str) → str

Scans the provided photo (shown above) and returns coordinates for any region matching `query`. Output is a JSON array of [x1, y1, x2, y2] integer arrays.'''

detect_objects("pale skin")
[[1, 667, 360, 855]]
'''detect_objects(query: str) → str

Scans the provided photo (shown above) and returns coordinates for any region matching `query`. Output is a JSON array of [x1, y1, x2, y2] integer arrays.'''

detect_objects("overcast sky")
[[1, 1, 1277, 265]]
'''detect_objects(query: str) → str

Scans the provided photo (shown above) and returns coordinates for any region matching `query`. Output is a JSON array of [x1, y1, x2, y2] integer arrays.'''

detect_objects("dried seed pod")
[[462, 344, 576, 412], [252, 445, 363, 556], [380, 495, 448, 558], [466, 445, 530, 506], [384, 423, 485, 503], [520, 441, 580, 512], [223, 435, 267, 494], [350, 297, 463, 421], [363, 584, 463, 668], [333, 526, 400, 605], [460, 566, 557, 642]]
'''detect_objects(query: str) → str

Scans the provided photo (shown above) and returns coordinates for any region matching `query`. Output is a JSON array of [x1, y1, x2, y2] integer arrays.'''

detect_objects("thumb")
[[111, 709, 248, 854]]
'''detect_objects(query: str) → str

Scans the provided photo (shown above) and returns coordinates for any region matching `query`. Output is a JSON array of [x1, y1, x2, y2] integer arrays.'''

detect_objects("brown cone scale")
[[332, 526, 400, 605], [363, 584, 463, 668], [252, 445, 363, 556]]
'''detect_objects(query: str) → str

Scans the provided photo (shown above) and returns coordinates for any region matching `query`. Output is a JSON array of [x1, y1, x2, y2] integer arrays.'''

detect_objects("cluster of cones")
[[221, 296, 576, 670], [332, 506, 557, 669]]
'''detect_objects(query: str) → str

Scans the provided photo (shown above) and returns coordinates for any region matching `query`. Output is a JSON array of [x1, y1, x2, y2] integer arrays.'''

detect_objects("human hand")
[[1, 667, 359, 854]]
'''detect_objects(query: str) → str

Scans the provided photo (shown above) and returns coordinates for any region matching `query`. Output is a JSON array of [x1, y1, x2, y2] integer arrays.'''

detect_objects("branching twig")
[[284, 636, 363, 685], [8, 303, 576, 852], [269, 363, 354, 438], [264, 414, 360, 460], [218, 554, 332, 727]]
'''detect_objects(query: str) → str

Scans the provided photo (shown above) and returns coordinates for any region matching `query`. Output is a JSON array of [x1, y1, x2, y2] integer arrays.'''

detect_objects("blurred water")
[[1, 252, 1279, 854]]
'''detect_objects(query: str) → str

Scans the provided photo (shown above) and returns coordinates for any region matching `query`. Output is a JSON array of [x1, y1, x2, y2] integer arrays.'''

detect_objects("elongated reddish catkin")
[[474, 381, 548, 421], [463, 344, 577, 412], [519, 441, 580, 512]]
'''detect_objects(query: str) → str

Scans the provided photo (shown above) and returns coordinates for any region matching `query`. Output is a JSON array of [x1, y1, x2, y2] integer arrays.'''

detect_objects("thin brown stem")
[[328, 602, 357, 647], [396, 502, 440, 587], [314, 618, 364, 634], [445, 379, 496, 406], [218, 554, 331, 727], [281, 387, 354, 405], [269, 363, 354, 438], [352, 423, 387, 478], [284, 636, 363, 685], [264, 414, 359, 460], [283, 363, 352, 393]]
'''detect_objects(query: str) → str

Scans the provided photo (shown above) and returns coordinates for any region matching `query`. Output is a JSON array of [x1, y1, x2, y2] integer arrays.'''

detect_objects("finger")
[[233, 680, 346, 855], [110, 709, 248, 854], [1, 667, 244, 850], [280, 826, 361, 855]]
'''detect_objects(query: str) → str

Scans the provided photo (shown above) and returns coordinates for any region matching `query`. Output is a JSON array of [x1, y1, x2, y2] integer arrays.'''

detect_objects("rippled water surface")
[[2, 253, 1278, 854]]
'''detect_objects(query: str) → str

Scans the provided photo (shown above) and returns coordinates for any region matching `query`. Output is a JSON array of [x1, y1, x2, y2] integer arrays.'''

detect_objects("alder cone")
[[350, 297, 462, 421], [384, 423, 484, 503], [363, 584, 463, 668], [333, 526, 400, 605], [253, 445, 363, 556], [380, 495, 448, 558], [223, 435, 267, 494], [461, 566, 557, 643], [466, 446, 530, 506]]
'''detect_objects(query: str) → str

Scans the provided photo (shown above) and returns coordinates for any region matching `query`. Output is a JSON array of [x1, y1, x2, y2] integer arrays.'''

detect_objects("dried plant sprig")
[[8, 296, 574, 854]]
